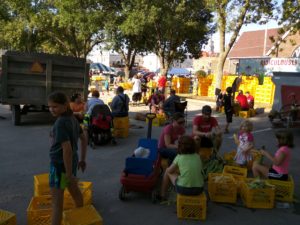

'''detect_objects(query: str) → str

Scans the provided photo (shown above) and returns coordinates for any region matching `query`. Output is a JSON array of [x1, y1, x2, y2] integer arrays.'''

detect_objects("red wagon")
[[119, 138, 161, 202], [119, 113, 161, 202]]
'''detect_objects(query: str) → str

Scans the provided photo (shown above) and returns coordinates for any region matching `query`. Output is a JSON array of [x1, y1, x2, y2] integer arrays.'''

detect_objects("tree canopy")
[[0, 0, 105, 58], [207, 0, 277, 89], [143, 0, 213, 75]]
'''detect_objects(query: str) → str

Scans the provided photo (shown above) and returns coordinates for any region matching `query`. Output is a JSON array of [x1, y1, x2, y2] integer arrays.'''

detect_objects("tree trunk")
[[216, 53, 226, 89], [124, 66, 130, 80], [158, 54, 169, 75]]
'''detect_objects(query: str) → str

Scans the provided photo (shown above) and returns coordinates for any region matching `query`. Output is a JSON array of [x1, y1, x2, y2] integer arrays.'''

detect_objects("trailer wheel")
[[119, 186, 126, 201], [12, 105, 21, 126]]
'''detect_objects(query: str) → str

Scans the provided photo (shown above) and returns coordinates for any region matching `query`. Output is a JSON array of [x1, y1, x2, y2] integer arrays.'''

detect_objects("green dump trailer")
[[0, 51, 89, 125]]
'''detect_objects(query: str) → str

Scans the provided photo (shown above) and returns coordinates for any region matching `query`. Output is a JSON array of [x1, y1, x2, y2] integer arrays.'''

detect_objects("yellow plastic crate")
[[63, 205, 103, 225], [223, 165, 247, 177], [198, 148, 213, 161], [249, 108, 256, 117], [208, 173, 237, 203], [27, 196, 52, 225], [113, 116, 129, 129], [113, 116, 129, 137], [0, 210, 16, 225], [177, 193, 206, 220], [239, 111, 250, 118], [113, 128, 129, 138], [146, 114, 166, 127], [64, 182, 93, 209], [241, 179, 275, 209], [268, 176, 294, 202], [223, 165, 247, 193], [34, 173, 50, 196]]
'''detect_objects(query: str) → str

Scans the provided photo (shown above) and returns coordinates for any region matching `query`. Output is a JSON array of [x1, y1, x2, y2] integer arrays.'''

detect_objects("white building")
[[88, 48, 194, 72]]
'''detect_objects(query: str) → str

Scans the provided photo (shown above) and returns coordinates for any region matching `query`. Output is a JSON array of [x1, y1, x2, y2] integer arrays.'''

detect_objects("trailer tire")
[[12, 105, 21, 126]]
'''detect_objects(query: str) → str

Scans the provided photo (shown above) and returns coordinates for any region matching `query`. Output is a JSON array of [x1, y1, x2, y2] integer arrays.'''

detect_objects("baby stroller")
[[88, 104, 116, 148], [119, 114, 161, 202]]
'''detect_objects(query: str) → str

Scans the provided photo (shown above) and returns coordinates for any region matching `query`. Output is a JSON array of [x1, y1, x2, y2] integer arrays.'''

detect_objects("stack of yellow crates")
[[27, 173, 93, 225], [113, 116, 129, 138]]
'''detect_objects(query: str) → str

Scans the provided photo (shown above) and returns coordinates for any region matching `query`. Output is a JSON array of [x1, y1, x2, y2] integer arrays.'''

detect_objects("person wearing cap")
[[192, 105, 222, 151]]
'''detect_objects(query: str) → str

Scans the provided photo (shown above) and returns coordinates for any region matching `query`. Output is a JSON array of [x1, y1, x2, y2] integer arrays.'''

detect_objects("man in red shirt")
[[245, 91, 254, 109], [235, 90, 249, 111], [157, 74, 167, 93], [193, 105, 222, 151]]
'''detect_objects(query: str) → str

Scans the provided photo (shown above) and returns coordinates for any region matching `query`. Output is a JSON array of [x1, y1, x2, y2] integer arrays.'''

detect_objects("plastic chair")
[[174, 101, 188, 126]]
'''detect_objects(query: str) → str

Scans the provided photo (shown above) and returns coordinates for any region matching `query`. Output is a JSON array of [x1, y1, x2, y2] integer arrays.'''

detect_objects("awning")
[[90, 63, 115, 74], [156, 67, 191, 75]]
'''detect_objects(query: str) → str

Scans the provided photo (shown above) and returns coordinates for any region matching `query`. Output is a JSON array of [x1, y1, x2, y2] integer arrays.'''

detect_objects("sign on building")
[[238, 58, 300, 75]]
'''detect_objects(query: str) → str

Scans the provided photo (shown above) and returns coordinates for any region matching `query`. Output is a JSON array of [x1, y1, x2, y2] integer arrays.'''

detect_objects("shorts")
[[49, 160, 78, 189], [83, 114, 90, 128], [175, 179, 203, 196], [268, 168, 288, 181]]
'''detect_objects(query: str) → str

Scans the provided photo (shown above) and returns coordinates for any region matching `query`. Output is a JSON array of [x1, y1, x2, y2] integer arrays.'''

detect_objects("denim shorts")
[[49, 160, 78, 189]]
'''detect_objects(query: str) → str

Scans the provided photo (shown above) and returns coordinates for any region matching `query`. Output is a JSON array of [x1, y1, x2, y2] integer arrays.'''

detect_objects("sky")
[[209, 0, 283, 52], [209, 19, 281, 53]]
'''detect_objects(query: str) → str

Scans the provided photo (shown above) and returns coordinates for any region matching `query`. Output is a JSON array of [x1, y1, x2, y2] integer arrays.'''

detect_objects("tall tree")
[[206, 0, 276, 90], [257, 0, 299, 57], [35, 0, 105, 58], [0, 0, 44, 52], [281, 0, 299, 30], [145, 0, 213, 75], [0, 0, 105, 58], [102, 0, 151, 79]]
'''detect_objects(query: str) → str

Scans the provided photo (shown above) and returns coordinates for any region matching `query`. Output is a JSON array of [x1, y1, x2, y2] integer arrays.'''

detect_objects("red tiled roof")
[[228, 28, 281, 58]]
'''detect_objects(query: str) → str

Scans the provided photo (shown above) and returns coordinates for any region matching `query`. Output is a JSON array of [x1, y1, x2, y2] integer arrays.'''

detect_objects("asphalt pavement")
[[0, 98, 300, 225]]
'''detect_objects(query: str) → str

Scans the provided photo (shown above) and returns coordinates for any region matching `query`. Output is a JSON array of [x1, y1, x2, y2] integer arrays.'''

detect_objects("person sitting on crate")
[[252, 130, 293, 181], [163, 89, 180, 117], [193, 105, 222, 153], [110, 86, 129, 118], [158, 112, 186, 165], [235, 90, 249, 111], [245, 91, 255, 109], [158, 136, 204, 201], [149, 90, 165, 114]]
